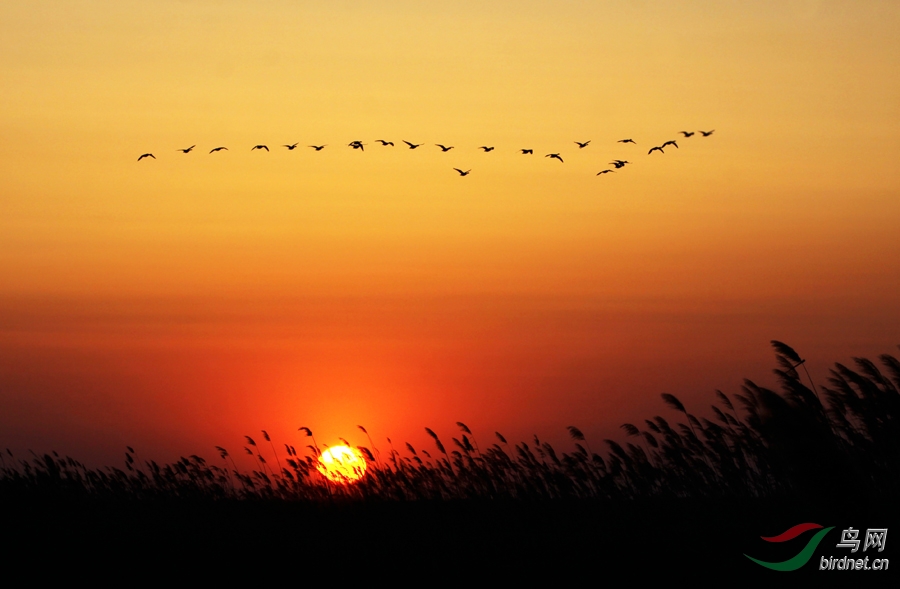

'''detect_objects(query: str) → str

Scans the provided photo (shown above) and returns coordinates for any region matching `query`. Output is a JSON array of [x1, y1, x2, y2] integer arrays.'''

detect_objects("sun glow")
[[316, 445, 367, 483]]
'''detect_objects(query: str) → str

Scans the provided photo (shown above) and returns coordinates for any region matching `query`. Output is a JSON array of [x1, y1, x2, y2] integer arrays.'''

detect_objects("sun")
[[316, 445, 367, 483]]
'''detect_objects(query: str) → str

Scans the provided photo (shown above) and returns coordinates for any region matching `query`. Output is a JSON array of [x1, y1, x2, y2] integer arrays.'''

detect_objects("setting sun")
[[316, 445, 367, 483]]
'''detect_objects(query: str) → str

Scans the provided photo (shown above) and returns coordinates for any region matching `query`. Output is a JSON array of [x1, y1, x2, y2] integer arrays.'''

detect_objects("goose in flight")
[[348, 141, 365, 151], [209, 146, 228, 153], [252, 145, 269, 151], [546, 153, 564, 162], [520, 149, 533, 154], [137, 153, 155, 161], [596, 169, 615, 175], [479, 146, 495, 152], [309, 145, 326, 151], [177, 145, 196, 153], [679, 131, 694, 138], [610, 160, 630, 168], [403, 140, 423, 149], [661, 140, 679, 149], [283, 143, 299, 150], [648, 146, 664, 154], [575, 141, 591, 148], [435, 144, 454, 152], [618, 139, 636, 144], [453, 168, 471, 176], [376, 140, 394, 146], [699, 130, 715, 137]]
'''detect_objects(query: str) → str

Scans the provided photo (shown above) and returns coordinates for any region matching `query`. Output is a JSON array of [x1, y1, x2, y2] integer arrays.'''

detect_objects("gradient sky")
[[1, 1, 899, 466]]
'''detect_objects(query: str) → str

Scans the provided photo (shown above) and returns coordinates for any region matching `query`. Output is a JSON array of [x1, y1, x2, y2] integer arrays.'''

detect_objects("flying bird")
[[520, 149, 533, 154], [575, 141, 591, 148], [618, 139, 636, 144], [403, 141, 423, 149], [435, 144, 454, 152], [209, 146, 228, 153], [177, 145, 195, 153], [251, 145, 269, 151], [648, 146, 664, 154], [137, 153, 155, 161], [596, 169, 615, 175], [479, 146, 495, 152], [453, 168, 471, 176], [661, 140, 679, 149], [679, 131, 694, 138], [309, 145, 326, 151], [546, 153, 564, 162], [610, 160, 630, 168], [283, 143, 299, 150], [699, 130, 715, 137], [348, 141, 365, 151], [376, 140, 394, 146]]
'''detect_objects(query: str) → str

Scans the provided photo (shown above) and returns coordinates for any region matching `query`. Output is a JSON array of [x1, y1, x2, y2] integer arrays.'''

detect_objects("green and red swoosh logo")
[[745, 523, 834, 571]]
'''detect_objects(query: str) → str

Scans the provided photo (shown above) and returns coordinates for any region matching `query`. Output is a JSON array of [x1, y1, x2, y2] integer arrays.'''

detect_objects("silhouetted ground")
[[5, 495, 893, 581]]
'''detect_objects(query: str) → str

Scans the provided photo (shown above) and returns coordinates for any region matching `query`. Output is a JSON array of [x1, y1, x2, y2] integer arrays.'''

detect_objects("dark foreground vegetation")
[[3, 341, 897, 578]]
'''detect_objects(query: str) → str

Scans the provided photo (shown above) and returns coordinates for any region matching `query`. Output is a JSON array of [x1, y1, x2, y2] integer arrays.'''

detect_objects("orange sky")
[[1, 1, 899, 466]]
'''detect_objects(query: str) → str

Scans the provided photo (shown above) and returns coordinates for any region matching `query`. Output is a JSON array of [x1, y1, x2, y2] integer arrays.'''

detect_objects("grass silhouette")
[[3, 342, 898, 503]]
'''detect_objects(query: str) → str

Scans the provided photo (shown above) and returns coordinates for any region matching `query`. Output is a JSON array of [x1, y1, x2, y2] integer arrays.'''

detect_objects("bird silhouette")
[[479, 146, 495, 152], [177, 145, 195, 153], [453, 168, 471, 176], [209, 147, 228, 153], [610, 160, 630, 168], [348, 141, 365, 151], [648, 146, 664, 154], [520, 149, 534, 154], [435, 144, 454, 152], [284, 143, 299, 150], [546, 153, 564, 162], [679, 131, 694, 138], [596, 169, 615, 175], [376, 140, 394, 146], [137, 153, 155, 161], [252, 145, 269, 151], [403, 141, 423, 149], [575, 141, 591, 148], [618, 139, 636, 144], [661, 140, 679, 149], [309, 145, 326, 151], [699, 130, 715, 137]]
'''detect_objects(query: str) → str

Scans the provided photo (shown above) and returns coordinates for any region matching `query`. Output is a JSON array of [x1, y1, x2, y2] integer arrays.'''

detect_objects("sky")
[[1, 1, 899, 467]]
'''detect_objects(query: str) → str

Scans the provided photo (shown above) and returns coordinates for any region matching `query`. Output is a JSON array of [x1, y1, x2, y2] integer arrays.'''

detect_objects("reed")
[[3, 343, 898, 503]]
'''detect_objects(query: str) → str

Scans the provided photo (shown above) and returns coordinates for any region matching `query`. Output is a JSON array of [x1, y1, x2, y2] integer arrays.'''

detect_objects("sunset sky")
[[1, 1, 898, 466]]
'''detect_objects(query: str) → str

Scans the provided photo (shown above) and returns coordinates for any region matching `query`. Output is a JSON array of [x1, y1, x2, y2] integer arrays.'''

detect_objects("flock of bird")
[[137, 130, 715, 177]]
